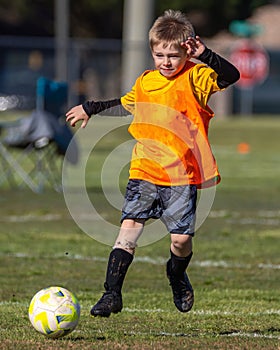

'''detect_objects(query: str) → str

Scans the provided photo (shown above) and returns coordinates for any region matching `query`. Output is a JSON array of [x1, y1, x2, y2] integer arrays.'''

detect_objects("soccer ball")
[[28, 286, 80, 339]]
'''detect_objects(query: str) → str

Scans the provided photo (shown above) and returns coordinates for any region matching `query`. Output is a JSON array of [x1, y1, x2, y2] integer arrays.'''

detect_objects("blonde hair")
[[149, 9, 195, 50]]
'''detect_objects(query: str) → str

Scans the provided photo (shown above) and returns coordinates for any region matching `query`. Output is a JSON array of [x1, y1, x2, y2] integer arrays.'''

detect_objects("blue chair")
[[0, 77, 78, 192], [36, 77, 78, 164]]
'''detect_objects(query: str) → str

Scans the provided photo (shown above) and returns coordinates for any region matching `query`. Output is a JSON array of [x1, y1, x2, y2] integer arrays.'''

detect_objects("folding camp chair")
[[0, 77, 78, 193]]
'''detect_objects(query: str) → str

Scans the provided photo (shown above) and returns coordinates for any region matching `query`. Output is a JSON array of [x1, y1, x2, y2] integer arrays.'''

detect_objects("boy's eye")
[[154, 54, 179, 58]]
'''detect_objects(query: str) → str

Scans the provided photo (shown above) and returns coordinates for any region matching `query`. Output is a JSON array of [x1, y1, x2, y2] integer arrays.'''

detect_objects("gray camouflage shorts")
[[121, 179, 197, 235]]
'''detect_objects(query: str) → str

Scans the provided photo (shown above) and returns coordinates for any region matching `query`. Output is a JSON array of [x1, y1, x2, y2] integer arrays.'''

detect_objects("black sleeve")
[[198, 47, 240, 89], [82, 98, 131, 117]]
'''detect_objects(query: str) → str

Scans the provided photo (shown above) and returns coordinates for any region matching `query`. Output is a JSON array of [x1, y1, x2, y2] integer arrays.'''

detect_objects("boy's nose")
[[163, 57, 171, 66]]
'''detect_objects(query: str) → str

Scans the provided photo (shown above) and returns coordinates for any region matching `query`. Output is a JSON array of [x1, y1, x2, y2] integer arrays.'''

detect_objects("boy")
[[66, 9, 240, 317]]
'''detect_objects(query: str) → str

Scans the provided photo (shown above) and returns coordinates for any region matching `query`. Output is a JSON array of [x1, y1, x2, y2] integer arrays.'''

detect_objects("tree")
[[0, 0, 53, 36], [155, 0, 270, 37], [0, 0, 272, 38]]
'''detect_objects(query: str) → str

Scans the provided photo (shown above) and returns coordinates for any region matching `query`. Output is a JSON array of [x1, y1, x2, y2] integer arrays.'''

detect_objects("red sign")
[[230, 40, 269, 88]]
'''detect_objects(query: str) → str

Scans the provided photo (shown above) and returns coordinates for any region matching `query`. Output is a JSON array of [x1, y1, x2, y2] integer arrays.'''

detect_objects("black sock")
[[169, 250, 193, 278], [104, 248, 133, 293]]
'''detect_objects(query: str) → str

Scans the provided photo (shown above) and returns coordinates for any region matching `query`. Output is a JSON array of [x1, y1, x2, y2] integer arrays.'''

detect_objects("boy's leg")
[[91, 219, 144, 317], [167, 234, 194, 312], [159, 184, 196, 312]]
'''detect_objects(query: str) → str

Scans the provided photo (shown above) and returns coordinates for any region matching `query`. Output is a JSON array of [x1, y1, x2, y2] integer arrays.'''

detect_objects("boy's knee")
[[171, 234, 192, 255], [172, 240, 191, 251]]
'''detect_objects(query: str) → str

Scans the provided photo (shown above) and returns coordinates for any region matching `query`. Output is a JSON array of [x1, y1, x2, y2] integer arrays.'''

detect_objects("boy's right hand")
[[66, 104, 90, 128]]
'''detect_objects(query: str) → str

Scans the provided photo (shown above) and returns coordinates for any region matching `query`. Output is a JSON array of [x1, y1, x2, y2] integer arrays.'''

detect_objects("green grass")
[[0, 117, 279, 349]]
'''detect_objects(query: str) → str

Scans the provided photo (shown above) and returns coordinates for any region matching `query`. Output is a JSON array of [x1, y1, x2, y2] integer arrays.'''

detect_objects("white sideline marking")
[[0, 214, 62, 222], [0, 213, 100, 222], [1, 301, 279, 339], [1, 209, 280, 225], [220, 332, 280, 340], [1, 252, 280, 270], [123, 308, 280, 316], [126, 330, 280, 340], [1, 300, 279, 318]]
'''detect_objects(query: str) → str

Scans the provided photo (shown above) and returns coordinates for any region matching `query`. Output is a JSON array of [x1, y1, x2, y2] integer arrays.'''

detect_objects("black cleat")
[[90, 290, 122, 317], [166, 259, 194, 312]]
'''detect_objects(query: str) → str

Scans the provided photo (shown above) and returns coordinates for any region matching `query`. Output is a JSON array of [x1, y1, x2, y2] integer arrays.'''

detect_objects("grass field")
[[0, 117, 279, 349]]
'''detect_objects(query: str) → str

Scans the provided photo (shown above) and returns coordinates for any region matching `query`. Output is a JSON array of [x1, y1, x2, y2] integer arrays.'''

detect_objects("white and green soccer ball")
[[28, 286, 80, 339]]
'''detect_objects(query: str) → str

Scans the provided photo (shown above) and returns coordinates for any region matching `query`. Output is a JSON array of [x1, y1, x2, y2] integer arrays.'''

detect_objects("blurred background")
[[0, 0, 279, 116]]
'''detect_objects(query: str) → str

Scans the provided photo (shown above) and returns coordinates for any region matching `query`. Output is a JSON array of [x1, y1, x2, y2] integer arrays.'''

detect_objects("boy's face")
[[152, 42, 189, 78]]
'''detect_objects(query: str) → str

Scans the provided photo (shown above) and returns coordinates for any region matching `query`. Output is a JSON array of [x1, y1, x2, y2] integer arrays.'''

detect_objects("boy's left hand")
[[181, 35, 205, 59]]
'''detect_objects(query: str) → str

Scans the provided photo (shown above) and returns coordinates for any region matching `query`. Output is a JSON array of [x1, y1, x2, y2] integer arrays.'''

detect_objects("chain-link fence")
[[0, 36, 122, 112]]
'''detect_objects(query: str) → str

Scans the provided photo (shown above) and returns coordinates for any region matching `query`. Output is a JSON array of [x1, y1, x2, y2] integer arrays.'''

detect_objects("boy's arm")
[[66, 99, 131, 128], [182, 36, 240, 89], [198, 47, 240, 88], [82, 99, 131, 117]]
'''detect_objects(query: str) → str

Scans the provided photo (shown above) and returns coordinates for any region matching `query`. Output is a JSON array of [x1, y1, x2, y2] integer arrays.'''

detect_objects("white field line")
[[0, 214, 62, 222], [1, 251, 280, 270], [0, 213, 100, 222], [1, 301, 279, 340], [123, 308, 280, 316], [1, 300, 279, 318], [220, 332, 280, 340], [1, 210, 280, 225], [1, 252, 280, 270], [126, 330, 280, 340]]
